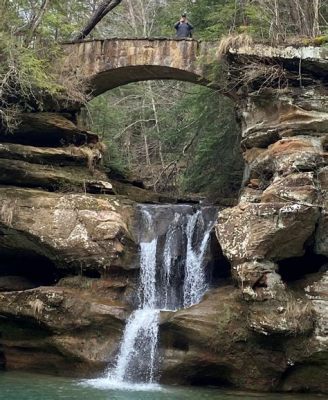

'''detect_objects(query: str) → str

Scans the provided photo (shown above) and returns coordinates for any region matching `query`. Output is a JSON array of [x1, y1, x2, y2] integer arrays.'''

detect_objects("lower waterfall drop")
[[106, 205, 217, 388]]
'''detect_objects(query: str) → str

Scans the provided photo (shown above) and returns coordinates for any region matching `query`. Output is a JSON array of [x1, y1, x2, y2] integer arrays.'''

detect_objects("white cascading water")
[[93, 205, 216, 389], [162, 212, 181, 310], [183, 210, 215, 308]]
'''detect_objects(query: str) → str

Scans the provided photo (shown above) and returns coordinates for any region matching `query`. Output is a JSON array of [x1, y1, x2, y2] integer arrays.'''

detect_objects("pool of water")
[[0, 372, 325, 400]]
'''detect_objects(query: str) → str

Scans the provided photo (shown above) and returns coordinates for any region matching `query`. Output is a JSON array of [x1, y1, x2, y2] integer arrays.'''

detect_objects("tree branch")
[[24, 0, 50, 46], [74, 0, 123, 41]]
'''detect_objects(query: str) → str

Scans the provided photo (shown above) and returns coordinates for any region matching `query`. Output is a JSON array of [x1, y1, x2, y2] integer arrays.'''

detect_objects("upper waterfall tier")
[[137, 204, 218, 311]]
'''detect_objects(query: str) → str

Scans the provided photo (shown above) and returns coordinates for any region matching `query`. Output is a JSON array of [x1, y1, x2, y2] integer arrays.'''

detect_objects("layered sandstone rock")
[[0, 113, 115, 193], [0, 285, 129, 375], [0, 113, 98, 147], [160, 285, 322, 392], [0, 188, 137, 275], [209, 50, 328, 393], [217, 80, 328, 297]]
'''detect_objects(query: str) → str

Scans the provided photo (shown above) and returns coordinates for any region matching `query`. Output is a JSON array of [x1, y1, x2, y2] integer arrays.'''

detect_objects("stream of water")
[[0, 372, 325, 400]]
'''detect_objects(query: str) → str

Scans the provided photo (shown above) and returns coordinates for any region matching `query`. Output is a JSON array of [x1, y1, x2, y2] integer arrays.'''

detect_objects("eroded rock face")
[[0, 113, 98, 147], [208, 58, 328, 392], [160, 285, 323, 392], [217, 83, 328, 297], [240, 89, 328, 149], [0, 112, 117, 194], [1, 44, 328, 394], [217, 203, 319, 264], [272, 268, 328, 393], [0, 285, 129, 375], [0, 188, 137, 275]]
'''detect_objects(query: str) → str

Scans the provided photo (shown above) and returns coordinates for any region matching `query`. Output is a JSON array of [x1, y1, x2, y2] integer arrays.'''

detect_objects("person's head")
[[180, 13, 187, 22]]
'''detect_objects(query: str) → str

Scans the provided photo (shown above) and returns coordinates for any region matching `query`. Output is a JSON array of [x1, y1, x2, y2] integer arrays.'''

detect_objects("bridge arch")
[[63, 38, 215, 97]]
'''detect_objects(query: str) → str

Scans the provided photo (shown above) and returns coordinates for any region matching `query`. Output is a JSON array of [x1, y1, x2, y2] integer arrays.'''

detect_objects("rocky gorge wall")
[[214, 48, 328, 391], [0, 43, 327, 393], [0, 112, 141, 374]]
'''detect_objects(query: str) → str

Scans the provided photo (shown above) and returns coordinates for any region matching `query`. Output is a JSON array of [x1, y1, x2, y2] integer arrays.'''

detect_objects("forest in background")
[[1, 0, 328, 197]]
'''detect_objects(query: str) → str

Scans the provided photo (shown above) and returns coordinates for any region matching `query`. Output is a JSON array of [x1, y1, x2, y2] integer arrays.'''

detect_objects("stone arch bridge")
[[63, 38, 216, 96], [63, 38, 327, 98]]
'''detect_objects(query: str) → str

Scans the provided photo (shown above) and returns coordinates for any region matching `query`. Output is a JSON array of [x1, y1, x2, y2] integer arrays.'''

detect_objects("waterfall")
[[183, 210, 215, 308], [110, 309, 159, 383], [105, 205, 216, 387]]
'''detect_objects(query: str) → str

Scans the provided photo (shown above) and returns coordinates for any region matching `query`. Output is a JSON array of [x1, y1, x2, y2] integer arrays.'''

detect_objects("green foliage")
[[4, 0, 327, 198], [88, 93, 130, 176], [89, 82, 243, 197], [0, 0, 88, 131], [181, 89, 243, 196], [0, 31, 71, 131]]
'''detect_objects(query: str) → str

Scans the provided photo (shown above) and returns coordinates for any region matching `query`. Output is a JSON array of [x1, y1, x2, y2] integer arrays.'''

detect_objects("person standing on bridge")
[[174, 13, 193, 38]]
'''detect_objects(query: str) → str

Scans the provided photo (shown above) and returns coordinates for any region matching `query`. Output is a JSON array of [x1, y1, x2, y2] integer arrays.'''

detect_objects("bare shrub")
[[217, 33, 253, 60]]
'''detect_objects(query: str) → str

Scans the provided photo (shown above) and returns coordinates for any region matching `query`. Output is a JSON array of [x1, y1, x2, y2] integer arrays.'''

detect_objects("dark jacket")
[[174, 21, 193, 38]]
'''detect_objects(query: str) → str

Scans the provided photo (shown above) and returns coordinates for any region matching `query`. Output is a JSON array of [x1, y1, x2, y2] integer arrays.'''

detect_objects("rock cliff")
[[0, 43, 328, 394], [0, 112, 140, 375], [213, 45, 328, 391]]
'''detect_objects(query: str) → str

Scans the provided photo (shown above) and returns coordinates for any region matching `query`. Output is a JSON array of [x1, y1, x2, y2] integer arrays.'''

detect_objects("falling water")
[[183, 210, 215, 308], [105, 205, 217, 387], [162, 212, 182, 310], [110, 309, 159, 383]]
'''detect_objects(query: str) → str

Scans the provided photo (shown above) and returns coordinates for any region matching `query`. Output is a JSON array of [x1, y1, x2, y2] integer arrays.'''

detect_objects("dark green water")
[[0, 372, 325, 400]]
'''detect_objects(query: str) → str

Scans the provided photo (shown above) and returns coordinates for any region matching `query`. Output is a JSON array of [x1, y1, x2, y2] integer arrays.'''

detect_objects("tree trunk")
[[74, 0, 123, 41], [24, 0, 50, 46], [313, 0, 321, 37]]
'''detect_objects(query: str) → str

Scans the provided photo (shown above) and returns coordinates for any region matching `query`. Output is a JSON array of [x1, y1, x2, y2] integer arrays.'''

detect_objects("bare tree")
[[255, 0, 322, 41], [12, 0, 51, 45], [74, 0, 123, 41]]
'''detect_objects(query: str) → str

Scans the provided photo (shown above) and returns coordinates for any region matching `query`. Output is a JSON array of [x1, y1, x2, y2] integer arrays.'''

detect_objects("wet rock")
[[0, 286, 129, 375], [0, 286, 128, 331], [111, 181, 163, 203], [160, 286, 320, 391]]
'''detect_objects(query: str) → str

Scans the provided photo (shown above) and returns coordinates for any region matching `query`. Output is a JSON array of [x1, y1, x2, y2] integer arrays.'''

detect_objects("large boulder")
[[216, 202, 319, 265], [160, 285, 321, 391], [0, 187, 138, 275], [244, 136, 325, 186], [0, 285, 129, 375], [261, 172, 318, 204]]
